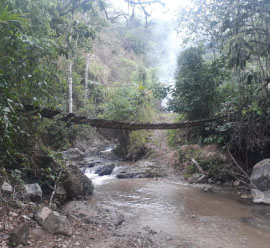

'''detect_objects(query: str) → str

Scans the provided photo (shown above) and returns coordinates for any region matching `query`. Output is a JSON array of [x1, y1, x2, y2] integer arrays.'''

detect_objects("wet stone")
[[42, 211, 72, 236], [23, 183, 42, 202], [251, 159, 270, 191], [112, 213, 124, 226], [34, 207, 52, 225], [62, 165, 94, 199], [63, 148, 83, 161], [1, 182, 13, 195], [251, 189, 270, 204], [95, 163, 115, 176]]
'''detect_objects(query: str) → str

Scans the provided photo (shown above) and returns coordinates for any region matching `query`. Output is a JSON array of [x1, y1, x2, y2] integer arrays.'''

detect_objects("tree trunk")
[[68, 60, 73, 113], [84, 53, 90, 103], [116, 130, 130, 156]]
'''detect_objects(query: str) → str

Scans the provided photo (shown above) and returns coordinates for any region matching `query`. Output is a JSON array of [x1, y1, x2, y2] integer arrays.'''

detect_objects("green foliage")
[[183, 164, 197, 179], [168, 47, 220, 120], [167, 130, 178, 148], [102, 83, 154, 122], [0, 5, 29, 162], [0, 0, 93, 186], [167, 47, 226, 144], [0, 78, 22, 163], [0, 0, 171, 181], [101, 81, 158, 157], [123, 26, 149, 56], [167, 115, 186, 147], [179, 148, 222, 179], [0, 5, 27, 25], [129, 131, 149, 148], [10, 169, 24, 184], [176, 0, 270, 167], [127, 130, 150, 160], [102, 86, 141, 121], [178, 148, 200, 178], [151, 82, 170, 100]]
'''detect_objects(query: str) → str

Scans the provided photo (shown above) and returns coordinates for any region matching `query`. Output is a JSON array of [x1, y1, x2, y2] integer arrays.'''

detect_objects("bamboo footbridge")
[[22, 104, 226, 130]]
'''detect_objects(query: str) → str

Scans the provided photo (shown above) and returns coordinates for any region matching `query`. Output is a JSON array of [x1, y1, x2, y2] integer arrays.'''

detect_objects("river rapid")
[[83, 158, 270, 248]]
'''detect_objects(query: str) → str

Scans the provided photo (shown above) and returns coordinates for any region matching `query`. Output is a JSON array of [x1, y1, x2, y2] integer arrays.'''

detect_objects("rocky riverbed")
[[1, 147, 270, 248]]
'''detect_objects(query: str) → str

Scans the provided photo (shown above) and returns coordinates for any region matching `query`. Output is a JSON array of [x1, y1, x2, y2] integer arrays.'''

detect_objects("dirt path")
[[146, 113, 181, 179]]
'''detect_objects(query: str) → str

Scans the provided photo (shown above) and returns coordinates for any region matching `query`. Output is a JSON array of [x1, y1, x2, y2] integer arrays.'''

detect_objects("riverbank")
[[2, 178, 270, 248], [1, 145, 270, 248]]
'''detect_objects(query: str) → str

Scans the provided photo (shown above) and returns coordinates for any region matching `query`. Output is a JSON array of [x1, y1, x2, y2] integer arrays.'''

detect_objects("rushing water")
[[84, 165, 122, 186]]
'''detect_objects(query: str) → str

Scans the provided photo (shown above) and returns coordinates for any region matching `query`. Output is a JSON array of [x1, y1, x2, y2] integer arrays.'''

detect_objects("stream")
[[90, 178, 270, 248], [78, 149, 270, 248]]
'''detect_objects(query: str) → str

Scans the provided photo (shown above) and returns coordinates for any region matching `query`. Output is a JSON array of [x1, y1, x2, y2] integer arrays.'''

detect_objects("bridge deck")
[[22, 104, 225, 130]]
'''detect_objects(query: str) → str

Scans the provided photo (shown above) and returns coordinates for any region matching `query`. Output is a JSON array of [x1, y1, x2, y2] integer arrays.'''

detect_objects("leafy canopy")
[[168, 47, 218, 121]]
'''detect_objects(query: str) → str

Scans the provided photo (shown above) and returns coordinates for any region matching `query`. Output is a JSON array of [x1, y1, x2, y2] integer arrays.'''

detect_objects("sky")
[[110, 0, 190, 20], [146, 0, 190, 19]]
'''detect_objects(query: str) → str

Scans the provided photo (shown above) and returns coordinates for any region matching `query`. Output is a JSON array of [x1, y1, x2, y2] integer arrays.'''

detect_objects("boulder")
[[63, 148, 83, 161], [250, 159, 270, 191], [62, 165, 94, 199], [81, 157, 109, 169], [34, 207, 72, 236], [112, 213, 124, 226], [23, 183, 42, 202], [84, 147, 99, 157], [43, 211, 72, 236], [1, 182, 13, 195], [9, 224, 29, 246], [34, 207, 52, 225], [95, 163, 115, 176], [251, 189, 270, 204]]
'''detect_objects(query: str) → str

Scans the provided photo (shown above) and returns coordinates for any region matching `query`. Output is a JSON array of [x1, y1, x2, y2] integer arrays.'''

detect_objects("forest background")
[[0, 0, 269, 187]]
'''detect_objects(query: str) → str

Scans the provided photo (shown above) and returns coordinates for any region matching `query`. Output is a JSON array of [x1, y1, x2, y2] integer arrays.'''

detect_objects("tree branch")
[[125, 0, 165, 6], [226, 145, 258, 189], [125, 0, 164, 28], [59, 0, 95, 16], [249, 39, 269, 46], [98, 0, 128, 21], [49, 166, 64, 207]]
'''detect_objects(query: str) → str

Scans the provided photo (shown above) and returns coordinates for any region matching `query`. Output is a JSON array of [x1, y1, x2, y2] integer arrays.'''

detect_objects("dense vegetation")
[[1, 0, 269, 186], [0, 0, 167, 184], [169, 0, 270, 170]]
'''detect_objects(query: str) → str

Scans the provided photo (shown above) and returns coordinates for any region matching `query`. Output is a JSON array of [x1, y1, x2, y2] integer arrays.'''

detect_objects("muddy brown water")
[[89, 178, 270, 248]]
